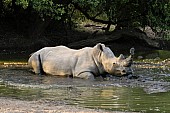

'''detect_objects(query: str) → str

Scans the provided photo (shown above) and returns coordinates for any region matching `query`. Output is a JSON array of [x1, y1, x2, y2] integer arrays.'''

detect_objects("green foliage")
[[16, 0, 28, 9], [30, 0, 65, 20], [72, 0, 101, 17], [73, 0, 100, 7], [72, 0, 170, 31], [157, 50, 170, 59], [1, 0, 170, 31], [147, 0, 170, 30], [3, 0, 13, 11], [3, 0, 66, 20]]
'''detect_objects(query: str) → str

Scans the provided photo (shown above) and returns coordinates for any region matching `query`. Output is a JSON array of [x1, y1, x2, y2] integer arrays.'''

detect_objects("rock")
[[143, 26, 156, 39], [137, 56, 143, 59], [154, 57, 160, 60], [127, 74, 139, 79]]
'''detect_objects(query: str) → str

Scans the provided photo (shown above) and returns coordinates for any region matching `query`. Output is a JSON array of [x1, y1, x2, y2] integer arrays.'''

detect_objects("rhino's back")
[[42, 46, 77, 54], [41, 46, 91, 75], [29, 46, 96, 76]]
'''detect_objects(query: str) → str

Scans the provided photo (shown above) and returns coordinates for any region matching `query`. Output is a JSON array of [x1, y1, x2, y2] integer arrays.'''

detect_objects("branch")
[[73, 3, 146, 26], [73, 3, 116, 25]]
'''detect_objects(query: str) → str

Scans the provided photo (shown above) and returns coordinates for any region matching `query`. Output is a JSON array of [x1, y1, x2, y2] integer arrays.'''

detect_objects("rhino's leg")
[[38, 54, 44, 75], [77, 72, 95, 80], [31, 60, 40, 74], [31, 54, 43, 75]]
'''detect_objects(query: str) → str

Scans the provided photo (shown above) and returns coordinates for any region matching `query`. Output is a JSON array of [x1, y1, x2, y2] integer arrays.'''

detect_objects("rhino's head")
[[105, 54, 133, 76], [94, 43, 134, 76]]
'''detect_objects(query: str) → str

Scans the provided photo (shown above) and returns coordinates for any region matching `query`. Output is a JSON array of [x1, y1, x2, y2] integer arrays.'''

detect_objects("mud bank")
[[0, 97, 137, 113]]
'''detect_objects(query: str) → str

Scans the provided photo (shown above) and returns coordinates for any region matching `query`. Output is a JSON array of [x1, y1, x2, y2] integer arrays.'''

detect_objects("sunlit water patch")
[[67, 86, 170, 113]]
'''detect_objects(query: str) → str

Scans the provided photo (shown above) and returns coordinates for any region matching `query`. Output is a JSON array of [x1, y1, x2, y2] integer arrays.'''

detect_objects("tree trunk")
[[11, 0, 21, 31], [0, 0, 2, 15]]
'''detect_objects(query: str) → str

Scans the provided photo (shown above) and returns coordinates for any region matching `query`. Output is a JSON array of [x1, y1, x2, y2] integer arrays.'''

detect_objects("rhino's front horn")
[[124, 55, 133, 67]]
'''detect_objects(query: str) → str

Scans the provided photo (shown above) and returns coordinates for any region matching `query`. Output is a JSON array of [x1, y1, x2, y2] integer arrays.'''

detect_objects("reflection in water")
[[68, 86, 170, 112], [1, 81, 170, 113], [0, 59, 170, 112]]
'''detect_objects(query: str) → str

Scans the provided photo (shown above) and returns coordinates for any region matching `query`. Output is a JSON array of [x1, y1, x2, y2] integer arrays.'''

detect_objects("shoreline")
[[0, 97, 137, 113]]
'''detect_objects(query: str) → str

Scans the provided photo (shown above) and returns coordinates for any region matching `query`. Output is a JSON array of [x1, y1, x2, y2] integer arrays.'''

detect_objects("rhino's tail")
[[38, 54, 44, 75]]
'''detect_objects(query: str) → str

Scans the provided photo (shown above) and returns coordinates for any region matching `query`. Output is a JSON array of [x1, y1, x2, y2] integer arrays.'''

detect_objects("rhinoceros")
[[28, 43, 133, 80]]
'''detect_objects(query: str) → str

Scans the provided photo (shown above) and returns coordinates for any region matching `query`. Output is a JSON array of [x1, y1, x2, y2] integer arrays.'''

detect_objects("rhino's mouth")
[[112, 68, 133, 76], [123, 68, 133, 75]]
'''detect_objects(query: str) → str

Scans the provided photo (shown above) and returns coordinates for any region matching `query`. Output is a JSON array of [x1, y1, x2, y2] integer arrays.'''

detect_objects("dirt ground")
[[0, 97, 137, 113]]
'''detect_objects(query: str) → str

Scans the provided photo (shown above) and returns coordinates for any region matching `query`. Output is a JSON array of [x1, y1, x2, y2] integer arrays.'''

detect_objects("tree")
[[1, 0, 67, 38], [0, 0, 2, 15], [1, 0, 169, 38], [72, 0, 170, 31]]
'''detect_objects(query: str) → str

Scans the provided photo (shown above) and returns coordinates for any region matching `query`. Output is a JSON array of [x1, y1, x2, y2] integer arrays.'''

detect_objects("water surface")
[[0, 50, 170, 112]]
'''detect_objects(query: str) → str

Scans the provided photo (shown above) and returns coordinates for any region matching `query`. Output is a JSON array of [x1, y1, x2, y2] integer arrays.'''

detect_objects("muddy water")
[[0, 51, 170, 112]]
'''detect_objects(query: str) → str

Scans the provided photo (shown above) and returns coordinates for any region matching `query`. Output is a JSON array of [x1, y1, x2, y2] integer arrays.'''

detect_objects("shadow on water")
[[0, 50, 170, 112]]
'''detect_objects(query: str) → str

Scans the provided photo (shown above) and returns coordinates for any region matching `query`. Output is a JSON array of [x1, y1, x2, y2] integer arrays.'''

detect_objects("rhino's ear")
[[96, 43, 103, 51], [118, 54, 125, 60]]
